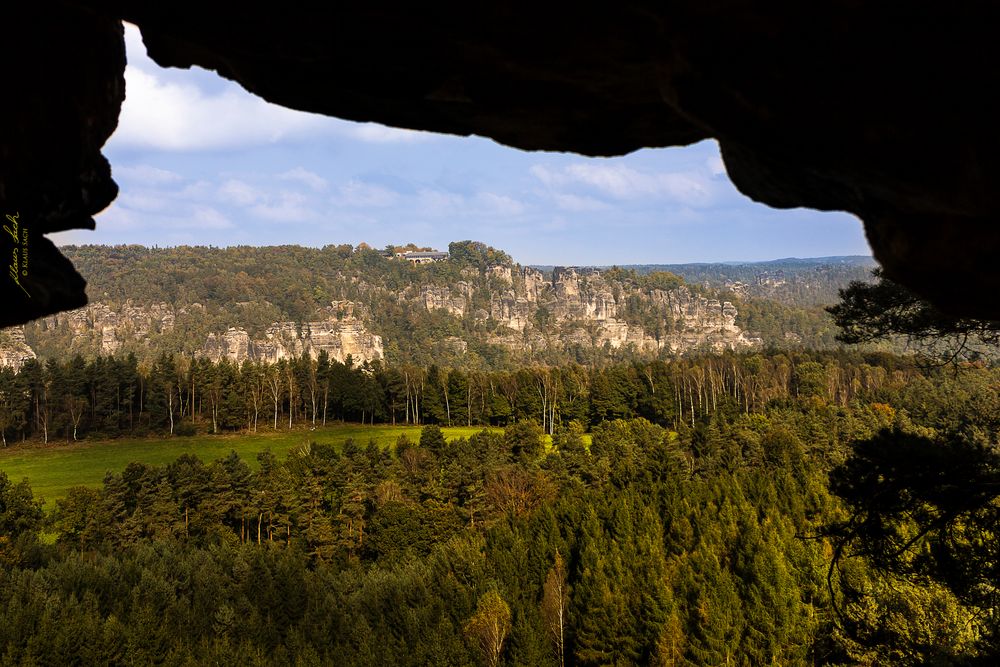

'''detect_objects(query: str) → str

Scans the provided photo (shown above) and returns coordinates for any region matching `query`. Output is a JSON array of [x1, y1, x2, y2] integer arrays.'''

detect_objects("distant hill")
[[533, 256, 876, 308], [2, 243, 869, 368]]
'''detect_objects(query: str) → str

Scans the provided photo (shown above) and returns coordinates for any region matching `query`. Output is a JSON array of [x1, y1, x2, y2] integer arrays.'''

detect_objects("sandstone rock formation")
[[488, 266, 513, 285], [22, 299, 384, 366], [421, 285, 468, 318], [10, 266, 755, 364], [202, 328, 251, 364], [0, 327, 36, 372], [424, 266, 757, 355], [202, 319, 384, 365], [36, 301, 176, 356]]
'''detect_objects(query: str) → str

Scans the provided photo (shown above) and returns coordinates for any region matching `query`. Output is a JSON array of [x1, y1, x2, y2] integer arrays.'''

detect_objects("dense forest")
[[4, 260, 997, 664], [0, 348, 946, 444], [3, 348, 1000, 664]]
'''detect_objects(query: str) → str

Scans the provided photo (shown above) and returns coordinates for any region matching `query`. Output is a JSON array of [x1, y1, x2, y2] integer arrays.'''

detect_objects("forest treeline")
[[3, 347, 999, 664], [0, 348, 957, 445]]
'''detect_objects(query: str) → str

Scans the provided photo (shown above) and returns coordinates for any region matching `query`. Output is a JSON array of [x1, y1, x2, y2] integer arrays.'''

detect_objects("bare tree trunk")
[[444, 382, 451, 426], [311, 388, 317, 426], [687, 380, 695, 429], [167, 392, 174, 435], [403, 370, 410, 424]]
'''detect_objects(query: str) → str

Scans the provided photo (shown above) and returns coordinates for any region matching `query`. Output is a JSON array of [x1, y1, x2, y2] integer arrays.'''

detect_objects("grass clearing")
[[0, 424, 496, 509]]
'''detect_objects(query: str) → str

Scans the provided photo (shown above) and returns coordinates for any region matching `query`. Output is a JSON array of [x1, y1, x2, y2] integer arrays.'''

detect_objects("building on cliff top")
[[398, 251, 449, 264]]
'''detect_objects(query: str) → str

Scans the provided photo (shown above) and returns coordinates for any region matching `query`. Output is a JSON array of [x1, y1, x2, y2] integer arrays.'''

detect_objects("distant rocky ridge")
[[2, 258, 762, 367], [202, 302, 384, 364], [35, 301, 180, 356], [0, 327, 36, 371], [8, 300, 384, 367], [626, 256, 877, 308], [424, 265, 757, 355]]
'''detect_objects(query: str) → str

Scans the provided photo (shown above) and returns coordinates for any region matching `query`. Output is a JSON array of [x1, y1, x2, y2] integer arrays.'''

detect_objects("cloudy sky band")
[[52, 25, 869, 265]]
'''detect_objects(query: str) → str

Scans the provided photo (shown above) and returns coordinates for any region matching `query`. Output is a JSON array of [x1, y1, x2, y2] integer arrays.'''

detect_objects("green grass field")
[[0, 424, 499, 509]]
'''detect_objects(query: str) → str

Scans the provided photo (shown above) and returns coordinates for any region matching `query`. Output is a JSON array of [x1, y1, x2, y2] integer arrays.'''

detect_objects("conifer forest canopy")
[[3, 3, 1000, 325]]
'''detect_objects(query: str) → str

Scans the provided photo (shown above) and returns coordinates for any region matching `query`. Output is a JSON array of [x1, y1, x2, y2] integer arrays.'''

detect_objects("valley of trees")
[[4, 348, 1000, 664], [4, 257, 999, 664]]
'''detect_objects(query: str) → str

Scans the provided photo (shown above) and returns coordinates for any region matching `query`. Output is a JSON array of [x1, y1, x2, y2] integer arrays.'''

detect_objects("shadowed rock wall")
[[4, 3, 999, 323], [1, 7, 124, 326]]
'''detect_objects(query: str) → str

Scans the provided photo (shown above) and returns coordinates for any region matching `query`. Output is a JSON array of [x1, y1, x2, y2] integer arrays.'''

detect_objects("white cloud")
[[217, 179, 261, 206], [118, 191, 169, 212], [113, 164, 183, 185], [553, 193, 609, 212], [529, 165, 561, 187], [110, 24, 440, 152], [123, 22, 146, 58], [565, 163, 638, 196], [707, 154, 727, 177], [93, 204, 140, 231], [95, 199, 233, 232], [566, 163, 704, 201], [112, 66, 327, 151], [336, 180, 400, 207], [475, 192, 525, 216], [531, 161, 714, 206], [278, 167, 327, 191], [349, 123, 432, 144], [332, 183, 523, 219], [417, 189, 465, 216], [250, 191, 320, 222], [178, 180, 213, 199], [105, 163, 325, 229], [188, 206, 234, 229]]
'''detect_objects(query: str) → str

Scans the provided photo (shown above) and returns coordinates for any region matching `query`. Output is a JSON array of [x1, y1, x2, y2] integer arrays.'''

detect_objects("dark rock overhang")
[[3, 2, 999, 325]]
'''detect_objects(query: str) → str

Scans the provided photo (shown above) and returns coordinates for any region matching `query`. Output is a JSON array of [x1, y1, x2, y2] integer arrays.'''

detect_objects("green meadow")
[[0, 424, 509, 509]]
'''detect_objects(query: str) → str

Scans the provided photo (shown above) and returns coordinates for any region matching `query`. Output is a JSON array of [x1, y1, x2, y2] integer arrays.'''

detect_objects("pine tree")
[[420, 423, 448, 457]]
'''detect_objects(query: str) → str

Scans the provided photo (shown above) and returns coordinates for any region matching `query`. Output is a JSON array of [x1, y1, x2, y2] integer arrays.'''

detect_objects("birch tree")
[[465, 589, 512, 667]]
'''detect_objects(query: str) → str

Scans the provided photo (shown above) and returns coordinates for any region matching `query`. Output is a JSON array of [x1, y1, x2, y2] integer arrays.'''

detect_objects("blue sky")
[[53, 25, 870, 266]]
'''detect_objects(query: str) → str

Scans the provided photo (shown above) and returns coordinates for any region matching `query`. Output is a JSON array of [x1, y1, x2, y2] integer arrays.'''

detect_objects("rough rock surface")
[[11, 270, 752, 363], [0, 327, 37, 372], [421, 285, 469, 318], [538, 268, 751, 353], [5, 3, 1000, 323], [1, 8, 124, 325], [203, 319, 384, 365], [36, 301, 177, 356], [24, 300, 384, 366], [244, 319, 383, 365], [421, 266, 757, 355]]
